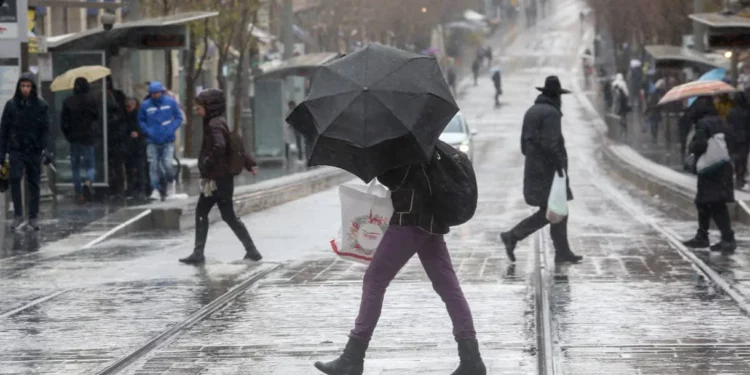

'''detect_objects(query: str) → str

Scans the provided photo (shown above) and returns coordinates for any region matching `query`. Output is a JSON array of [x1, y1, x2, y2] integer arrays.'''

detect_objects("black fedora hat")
[[536, 76, 571, 94]]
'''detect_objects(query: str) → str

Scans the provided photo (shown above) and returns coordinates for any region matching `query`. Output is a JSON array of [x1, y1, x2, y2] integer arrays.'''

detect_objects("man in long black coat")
[[500, 76, 583, 264]]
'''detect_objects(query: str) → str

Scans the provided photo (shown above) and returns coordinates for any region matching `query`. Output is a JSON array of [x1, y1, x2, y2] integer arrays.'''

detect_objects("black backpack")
[[223, 125, 247, 176], [426, 140, 478, 226]]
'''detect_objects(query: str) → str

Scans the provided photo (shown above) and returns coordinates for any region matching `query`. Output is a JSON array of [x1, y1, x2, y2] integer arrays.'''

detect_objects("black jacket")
[[521, 94, 573, 207], [378, 164, 448, 235], [0, 73, 50, 158], [726, 92, 750, 151], [61, 78, 99, 146], [689, 97, 735, 204]]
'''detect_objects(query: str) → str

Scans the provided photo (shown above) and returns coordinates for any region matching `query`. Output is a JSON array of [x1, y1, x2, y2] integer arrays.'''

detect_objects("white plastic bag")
[[330, 181, 393, 264], [696, 133, 730, 175], [546, 170, 568, 224]]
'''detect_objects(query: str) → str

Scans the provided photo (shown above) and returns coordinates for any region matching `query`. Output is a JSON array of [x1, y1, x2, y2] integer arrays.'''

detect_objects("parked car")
[[440, 112, 478, 161]]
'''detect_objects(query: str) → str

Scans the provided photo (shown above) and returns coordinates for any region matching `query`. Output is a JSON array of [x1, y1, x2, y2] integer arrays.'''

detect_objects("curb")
[[135, 167, 354, 231]]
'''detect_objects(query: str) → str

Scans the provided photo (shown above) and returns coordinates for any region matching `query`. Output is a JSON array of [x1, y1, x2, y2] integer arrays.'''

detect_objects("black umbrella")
[[287, 43, 459, 182]]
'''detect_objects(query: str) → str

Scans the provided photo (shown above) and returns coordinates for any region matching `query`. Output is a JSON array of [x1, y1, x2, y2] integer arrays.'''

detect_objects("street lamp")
[[421, 7, 427, 13], [725, 50, 734, 59]]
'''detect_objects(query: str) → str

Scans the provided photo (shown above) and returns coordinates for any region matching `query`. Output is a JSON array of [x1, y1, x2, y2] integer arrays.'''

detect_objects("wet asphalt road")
[[3, 0, 750, 374]]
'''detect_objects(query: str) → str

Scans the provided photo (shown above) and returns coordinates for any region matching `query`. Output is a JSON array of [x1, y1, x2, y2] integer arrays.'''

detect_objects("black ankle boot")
[[314, 338, 367, 375], [500, 231, 517, 262], [555, 251, 583, 263], [684, 230, 710, 249], [181, 217, 208, 264], [711, 231, 737, 253], [451, 338, 487, 375], [244, 246, 263, 261]]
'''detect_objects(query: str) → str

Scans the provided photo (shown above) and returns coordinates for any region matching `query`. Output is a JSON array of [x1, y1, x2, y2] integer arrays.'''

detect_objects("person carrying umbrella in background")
[[61, 77, 99, 204], [104, 76, 128, 198], [612, 72, 630, 138], [491, 67, 502, 107], [124, 97, 148, 200], [288, 43, 487, 375], [0, 73, 53, 231]]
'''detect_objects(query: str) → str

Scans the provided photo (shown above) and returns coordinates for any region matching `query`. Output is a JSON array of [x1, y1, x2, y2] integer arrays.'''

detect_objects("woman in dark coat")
[[683, 96, 736, 253], [178, 88, 262, 264], [500, 76, 583, 264]]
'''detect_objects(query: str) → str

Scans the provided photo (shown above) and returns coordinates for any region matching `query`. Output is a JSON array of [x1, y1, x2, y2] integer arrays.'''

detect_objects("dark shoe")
[[244, 247, 263, 261], [683, 231, 710, 249], [179, 249, 205, 264], [555, 252, 583, 263], [11, 216, 24, 232], [83, 183, 93, 202], [314, 338, 367, 375], [26, 218, 40, 232], [500, 231, 517, 262], [451, 338, 487, 375], [710, 240, 737, 253]]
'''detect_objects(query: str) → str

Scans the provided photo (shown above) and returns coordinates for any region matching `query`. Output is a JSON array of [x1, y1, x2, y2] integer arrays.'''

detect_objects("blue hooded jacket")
[[138, 81, 183, 145]]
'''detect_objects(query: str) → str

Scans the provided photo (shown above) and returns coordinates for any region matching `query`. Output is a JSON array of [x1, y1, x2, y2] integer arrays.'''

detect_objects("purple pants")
[[349, 226, 477, 343]]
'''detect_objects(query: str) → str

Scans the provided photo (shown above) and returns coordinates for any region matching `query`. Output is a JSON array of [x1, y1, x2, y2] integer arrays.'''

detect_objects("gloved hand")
[[42, 150, 54, 166]]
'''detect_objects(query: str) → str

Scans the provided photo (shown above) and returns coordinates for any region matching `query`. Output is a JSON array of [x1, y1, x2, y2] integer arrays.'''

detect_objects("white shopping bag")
[[330, 181, 393, 264], [545, 170, 568, 224], [696, 133, 730, 175]]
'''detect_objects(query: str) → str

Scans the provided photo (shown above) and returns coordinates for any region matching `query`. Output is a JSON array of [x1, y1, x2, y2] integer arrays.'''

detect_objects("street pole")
[[693, 0, 705, 52], [283, 0, 294, 60]]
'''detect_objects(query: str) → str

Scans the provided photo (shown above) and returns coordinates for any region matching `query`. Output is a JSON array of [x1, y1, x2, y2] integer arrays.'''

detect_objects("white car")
[[440, 112, 478, 161]]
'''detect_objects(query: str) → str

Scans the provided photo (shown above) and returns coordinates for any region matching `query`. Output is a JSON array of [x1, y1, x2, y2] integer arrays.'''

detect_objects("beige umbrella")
[[50, 65, 111, 92]]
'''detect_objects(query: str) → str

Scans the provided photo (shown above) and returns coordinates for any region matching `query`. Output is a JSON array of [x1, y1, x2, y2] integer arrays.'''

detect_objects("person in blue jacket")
[[138, 81, 183, 200]]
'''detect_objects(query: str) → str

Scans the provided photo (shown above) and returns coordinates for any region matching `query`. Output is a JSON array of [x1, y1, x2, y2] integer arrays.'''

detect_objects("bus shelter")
[[645, 44, 727, 71], [43, 12, 217, 189], [252, 52, 339, 163], [690, 12, 750, 83]]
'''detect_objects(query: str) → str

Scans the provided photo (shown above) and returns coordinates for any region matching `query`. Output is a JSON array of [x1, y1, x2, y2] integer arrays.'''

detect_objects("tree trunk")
[[233, 52, 247, 133]]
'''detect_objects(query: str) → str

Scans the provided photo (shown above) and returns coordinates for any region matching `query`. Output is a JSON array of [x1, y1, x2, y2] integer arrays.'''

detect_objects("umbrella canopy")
[[657, 80, 738, 107], [51, 65, 111, 92], [287, 43, 458, 182], [687, 68, 727, 106]]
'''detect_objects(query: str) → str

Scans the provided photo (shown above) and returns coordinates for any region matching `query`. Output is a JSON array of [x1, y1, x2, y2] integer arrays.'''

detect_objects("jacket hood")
[[690, 96, 719, 122], [73, 77, 90, 95], [196, 89, 226, 121], [148, 81, 165, 94], [15, 72, 38, 99]]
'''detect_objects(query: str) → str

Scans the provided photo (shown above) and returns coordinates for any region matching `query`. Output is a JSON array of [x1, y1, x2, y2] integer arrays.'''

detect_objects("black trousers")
[[733, 144, 749, 186], [125, 146, 147, 196], [108, 149, 126, 195], [9, 153, 41, 220], [697, 202, 734, 241], [510, 206, 571, 254], [194, 177, 256, 251]]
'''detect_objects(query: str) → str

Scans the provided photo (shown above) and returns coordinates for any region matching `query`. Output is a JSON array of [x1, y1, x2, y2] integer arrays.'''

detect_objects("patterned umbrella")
[[657, 80, 739, 107]]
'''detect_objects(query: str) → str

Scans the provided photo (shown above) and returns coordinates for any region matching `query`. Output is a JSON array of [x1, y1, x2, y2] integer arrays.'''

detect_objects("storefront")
[[42, 11, 217, 190]]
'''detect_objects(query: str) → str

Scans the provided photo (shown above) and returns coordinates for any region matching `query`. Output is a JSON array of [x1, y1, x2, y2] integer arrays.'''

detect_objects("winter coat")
[[377, 164, 448, 235], [197, 89, 256, 180], [521, 94, 573, 207], [105, 90, 128, 155], [0, 72, 50, 158], [61, 78, 99, 146], [726, 92, 750, 152], [689, 97, 735, 204], [138, 82, 183, 145]]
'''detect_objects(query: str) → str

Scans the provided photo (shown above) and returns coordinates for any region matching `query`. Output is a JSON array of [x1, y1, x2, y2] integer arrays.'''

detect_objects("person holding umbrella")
[[288, 43, 486, 375], [499, 76, 583, 264], [61, 77, 99, 204]]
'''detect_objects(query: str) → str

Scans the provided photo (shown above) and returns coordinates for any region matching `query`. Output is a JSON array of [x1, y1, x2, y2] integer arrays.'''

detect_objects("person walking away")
[[313, 163, 487, 375], [612, 73, 630, 139], [284, 101, 304, 164], [61, 77, 98, 204], [646, 78, 666, 144], [682, 96, 736, 253], [471, 58, 480, 86], [124, 98, 147, 199], [447, 66, 457, 96], [105, 82, 127, 198], [499, 76, 583, 264], [179, 89, 262, 264], [138, 81, 183, 201], [726, 90, 750, 189], [0, 73, 52, 231], [492, 70, 502, 107], [485, 46, 493, 67]]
